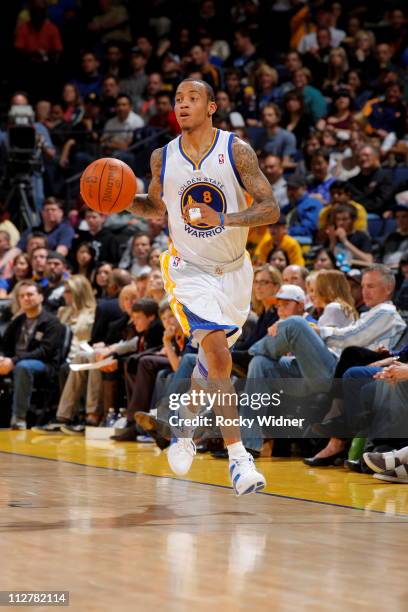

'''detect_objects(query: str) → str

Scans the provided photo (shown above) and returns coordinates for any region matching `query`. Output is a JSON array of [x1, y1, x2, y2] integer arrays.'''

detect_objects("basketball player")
[[127, 78, 279, 495]]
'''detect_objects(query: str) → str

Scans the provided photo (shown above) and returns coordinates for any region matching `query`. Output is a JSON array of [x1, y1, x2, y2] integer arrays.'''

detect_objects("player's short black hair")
[[179, 78, 215, 102]]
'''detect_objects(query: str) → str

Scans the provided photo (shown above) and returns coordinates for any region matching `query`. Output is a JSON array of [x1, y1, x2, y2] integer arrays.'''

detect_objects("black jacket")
[[1, 309, 63, 373], [90, 297, 123, 344], [73, 228, 120, 265]]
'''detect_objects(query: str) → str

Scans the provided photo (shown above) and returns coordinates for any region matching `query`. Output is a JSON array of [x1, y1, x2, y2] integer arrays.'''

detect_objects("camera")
[[7, 105, 42, 176]]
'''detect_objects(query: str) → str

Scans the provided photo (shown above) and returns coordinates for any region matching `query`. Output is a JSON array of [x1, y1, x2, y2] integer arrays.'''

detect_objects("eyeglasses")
[[253, 280, 274, 286]]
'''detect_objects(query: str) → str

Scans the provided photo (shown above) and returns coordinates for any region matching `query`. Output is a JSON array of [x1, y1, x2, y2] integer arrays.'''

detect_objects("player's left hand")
[[183, 203, 222, 227]]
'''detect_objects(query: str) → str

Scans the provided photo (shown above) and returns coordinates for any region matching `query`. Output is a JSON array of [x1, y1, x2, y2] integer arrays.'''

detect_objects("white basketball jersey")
[[161, 129, 249, 267]]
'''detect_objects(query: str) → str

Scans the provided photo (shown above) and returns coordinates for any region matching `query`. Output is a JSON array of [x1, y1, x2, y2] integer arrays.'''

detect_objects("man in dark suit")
[[0, 280, 62, 429]]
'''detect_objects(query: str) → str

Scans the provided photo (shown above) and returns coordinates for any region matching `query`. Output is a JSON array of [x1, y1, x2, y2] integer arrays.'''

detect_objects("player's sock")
[[227, 441, 247, 460]]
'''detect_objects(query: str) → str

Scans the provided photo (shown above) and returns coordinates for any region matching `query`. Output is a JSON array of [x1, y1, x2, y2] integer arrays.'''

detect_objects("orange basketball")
[[80, 158, 137, 214]]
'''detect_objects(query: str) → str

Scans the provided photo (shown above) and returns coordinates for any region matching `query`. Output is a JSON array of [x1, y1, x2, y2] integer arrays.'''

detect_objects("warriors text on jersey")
[[161, 128, 249, 267]]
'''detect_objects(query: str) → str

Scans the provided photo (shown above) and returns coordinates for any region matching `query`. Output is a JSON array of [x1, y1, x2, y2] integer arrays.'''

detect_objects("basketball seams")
[[98, 159, 109, 213], [107, 160, 124, 214]]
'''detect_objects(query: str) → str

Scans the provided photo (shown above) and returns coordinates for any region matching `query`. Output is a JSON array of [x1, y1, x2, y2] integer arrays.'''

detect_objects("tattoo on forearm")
[[126, 147, 167, 219], [226, 138, 280, 228]]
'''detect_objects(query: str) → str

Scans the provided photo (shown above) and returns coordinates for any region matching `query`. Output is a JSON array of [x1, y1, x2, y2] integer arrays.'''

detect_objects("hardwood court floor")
[[1, 431, 408, 612]]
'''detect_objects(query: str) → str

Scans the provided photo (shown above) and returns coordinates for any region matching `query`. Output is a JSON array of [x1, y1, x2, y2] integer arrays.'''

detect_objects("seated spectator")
[[292, 68, 328, 123], [366, 82, 406, 141], [43, 251, 70, 312], [119, 48, 148, 111], [348, 30, 378, 80], [139, 73, 163, 120], [297, 7, 345, 53], [322, 48, 349, 97], [114, 300, 185, 439], [282, 264, 308, 290], [268, 248, 289, 273], [90, 269, 132, 345], [318, 181, 368, 235], [231, 265, 281, 372], [281, 91, 312, 150], [347, 145, 392, 215], [313, 270, 358, 328], [313, 247, 336, 271], [382, 202, 408, 267], [343, 69, 373, 111], [260, 154, 289, 209], [72, 243, 97, 282], [224, 68, 245, 114], [251, 104, 296, 168], [302, 27, 332, 89], [61, 83, 84, 126], [100, 74, 120, 121], [57, 275, 96, 363], [0, 231, 20, 280], [73, 209, 119, 266], [324, 203, 373, 267], [119, 233, 152, 276], [17, 197, 74, 256], [101, 93, 144, 164], [0, 280, 62, 430], [145, 269, 166, 303], [284, 176, 323, 238], [252, 64, 280, 113], [254, 214, 305, 266], [308, 149, 336, 205], [231, 27, 259, 77], [35, 283, 139, 433], [30, 246, 48, 286], [149, 248, 161, 270], [318, 90, 354, 132], [0, 253, 32, 299], [346, 269, 366, 314], [332, 129, 367, 181], [149, 91, 181, 137], [103, 43, 126, 80], [72, 52, 102, 99], [93, 262, 113, 299], [189, 44, 221, 90]]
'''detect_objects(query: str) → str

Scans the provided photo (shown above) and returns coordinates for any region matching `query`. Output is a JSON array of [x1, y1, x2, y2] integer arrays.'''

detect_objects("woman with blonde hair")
[[322, 48, 349, 96], [314, 269, 357, 327], [253, 63, 279, 112], [231, 265, 282, 375], [58, 275, 96, 362]]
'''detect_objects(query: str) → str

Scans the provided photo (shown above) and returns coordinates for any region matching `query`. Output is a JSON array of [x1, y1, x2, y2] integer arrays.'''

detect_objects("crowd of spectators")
[[0, 0, 408, 483]]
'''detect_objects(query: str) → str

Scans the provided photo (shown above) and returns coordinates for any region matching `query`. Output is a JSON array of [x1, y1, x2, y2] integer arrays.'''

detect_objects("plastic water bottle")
[[114, 408, 127, 429], [334, 244, 351, 273], [105, 408, 117, 427]]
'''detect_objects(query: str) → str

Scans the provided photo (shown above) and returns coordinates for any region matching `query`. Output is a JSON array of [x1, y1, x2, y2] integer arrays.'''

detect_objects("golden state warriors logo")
[[181, 182, 226, 234]]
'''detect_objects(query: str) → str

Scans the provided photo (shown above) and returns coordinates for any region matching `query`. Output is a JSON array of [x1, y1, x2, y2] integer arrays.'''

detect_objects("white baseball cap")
[[271, 284, 306, 304]]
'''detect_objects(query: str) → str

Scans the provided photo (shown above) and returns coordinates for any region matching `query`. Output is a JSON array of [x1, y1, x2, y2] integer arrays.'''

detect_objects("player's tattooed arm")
[[225, 138, 280, 227], [126, 148, 167, 219]]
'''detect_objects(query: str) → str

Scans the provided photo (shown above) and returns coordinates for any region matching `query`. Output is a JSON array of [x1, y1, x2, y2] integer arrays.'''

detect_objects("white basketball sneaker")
[[229, 453, 266, 496], [167, 437, 197, 476]]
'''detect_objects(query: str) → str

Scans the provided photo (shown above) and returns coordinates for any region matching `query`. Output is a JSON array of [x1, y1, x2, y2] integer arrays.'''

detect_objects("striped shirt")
[[319, 301, 406, 357]]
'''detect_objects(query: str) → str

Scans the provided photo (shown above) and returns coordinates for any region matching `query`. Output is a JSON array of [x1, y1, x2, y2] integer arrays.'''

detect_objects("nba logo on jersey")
[[218, 154, 224, 164]]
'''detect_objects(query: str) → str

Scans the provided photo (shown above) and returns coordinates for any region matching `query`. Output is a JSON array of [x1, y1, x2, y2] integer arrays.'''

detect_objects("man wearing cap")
[[240, 284, 311, 452], [284, 176, 323, 238], [254, 213, 305, 265]]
